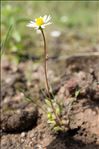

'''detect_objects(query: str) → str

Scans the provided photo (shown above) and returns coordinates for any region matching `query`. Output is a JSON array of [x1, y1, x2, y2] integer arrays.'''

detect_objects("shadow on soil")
[[47, 132, 99, 149]]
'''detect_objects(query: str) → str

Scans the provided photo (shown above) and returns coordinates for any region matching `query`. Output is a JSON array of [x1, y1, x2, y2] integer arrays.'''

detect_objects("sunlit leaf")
[[53, 126, 63, 132], [45, 99, 51, 107], [75, 90, 80, 98], [12, 31, 21, 42]]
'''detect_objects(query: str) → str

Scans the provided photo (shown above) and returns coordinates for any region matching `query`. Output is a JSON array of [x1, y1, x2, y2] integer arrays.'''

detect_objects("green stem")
[[40, 28, 61, 125], [40, 28, 50, 97]]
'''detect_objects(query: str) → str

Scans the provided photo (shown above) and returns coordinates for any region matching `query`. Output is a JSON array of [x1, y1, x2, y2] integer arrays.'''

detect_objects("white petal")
[[30, 22, 37, 27], [43, 15, 47, 22], [30, 21, 34, 23], [27, 23, 34, 28], [45, 15, 51, 23], [41, 22, 52, 28], [27, 21, 37, 28], [40, 16, 43, 19], [45, 22, 52, 26], [30, 21, 35, 25], [41, 25, 45, 28], [35, 26, 39, 30]]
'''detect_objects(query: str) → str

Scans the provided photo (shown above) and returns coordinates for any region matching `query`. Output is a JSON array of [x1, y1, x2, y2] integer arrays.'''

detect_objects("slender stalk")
[[40, 28, 50, 97], [40, 28, 61, 125]]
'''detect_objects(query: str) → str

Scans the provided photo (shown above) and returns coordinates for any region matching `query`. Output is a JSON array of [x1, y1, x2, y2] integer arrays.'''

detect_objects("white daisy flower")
[[27, 15, 52, 30]]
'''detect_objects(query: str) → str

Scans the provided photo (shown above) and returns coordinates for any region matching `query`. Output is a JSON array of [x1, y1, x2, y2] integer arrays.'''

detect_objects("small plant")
[[27, 15, 70, 133]]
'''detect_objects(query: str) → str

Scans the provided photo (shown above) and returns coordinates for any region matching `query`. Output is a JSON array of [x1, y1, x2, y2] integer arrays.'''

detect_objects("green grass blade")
[[1, 25, 14, 55]]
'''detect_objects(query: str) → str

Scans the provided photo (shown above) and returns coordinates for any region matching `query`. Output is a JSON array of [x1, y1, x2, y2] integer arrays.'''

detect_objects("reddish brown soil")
[[1, 54, 99, 149]]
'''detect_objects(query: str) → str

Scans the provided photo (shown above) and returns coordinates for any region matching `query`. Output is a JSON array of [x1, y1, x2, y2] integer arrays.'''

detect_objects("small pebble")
[[21, 132, 26, 138], [20, 138, 25, 143], [34, 144, 42, 149]]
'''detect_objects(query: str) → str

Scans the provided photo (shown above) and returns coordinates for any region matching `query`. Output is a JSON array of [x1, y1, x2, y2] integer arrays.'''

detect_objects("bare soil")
[[1, 53, 99, 149]]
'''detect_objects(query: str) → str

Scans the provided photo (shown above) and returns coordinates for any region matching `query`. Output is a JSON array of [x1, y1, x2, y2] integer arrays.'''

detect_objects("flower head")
[[27, 15, 52, 30]]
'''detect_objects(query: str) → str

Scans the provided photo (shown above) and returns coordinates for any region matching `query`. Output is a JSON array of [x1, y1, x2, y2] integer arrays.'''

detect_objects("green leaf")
[[24, 97, 33, 102], [47, 112, 52, 119], [45, 99, 51, 107], [1, 24, 13, 55], [47, 120, 56, 125], [47, 112, 55, 121], [12, 31, 21, 42], [53, 126, 63, 132], [75, 90, 80, 98], [56, 105, 61, 115]]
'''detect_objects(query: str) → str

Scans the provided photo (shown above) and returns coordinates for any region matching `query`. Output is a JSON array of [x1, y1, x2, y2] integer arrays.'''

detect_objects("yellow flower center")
[[36, 18, 44, 26]]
